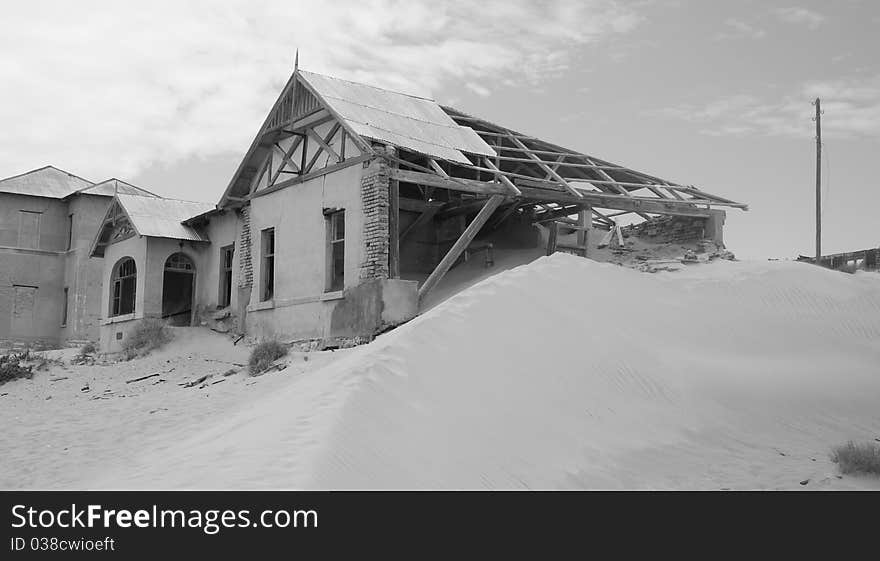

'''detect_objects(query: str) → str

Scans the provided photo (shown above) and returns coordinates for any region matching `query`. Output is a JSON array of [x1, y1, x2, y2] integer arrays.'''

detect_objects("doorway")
[[162, 253, 195, 326]]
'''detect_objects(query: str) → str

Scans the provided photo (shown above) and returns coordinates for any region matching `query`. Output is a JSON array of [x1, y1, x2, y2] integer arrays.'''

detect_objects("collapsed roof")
[[218, 68, 746, 227]]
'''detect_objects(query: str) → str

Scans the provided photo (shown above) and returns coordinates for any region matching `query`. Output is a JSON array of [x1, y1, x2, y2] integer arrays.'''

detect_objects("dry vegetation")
[[831, 441, 880, 476], [248, 340, 288, 375], [122, 319, 173, 360]]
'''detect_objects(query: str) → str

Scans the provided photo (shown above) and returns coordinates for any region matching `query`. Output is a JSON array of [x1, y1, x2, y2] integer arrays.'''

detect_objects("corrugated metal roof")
[[0, 166, 94, 198], [299, 71, 495, 165], [79, 179, 159, 198], [117, 194, 214, 242]]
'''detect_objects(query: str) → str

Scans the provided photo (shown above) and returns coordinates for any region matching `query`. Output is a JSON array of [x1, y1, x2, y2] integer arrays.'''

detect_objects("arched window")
[[111, 257, 137, 316]]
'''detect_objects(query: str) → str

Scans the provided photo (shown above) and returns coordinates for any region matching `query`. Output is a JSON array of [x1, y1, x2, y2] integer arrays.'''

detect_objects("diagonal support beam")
[[482, 158, 522, 196], [508, 136, 582, 198], [400, 204, 441, 242], [418, 194, 505, 301]]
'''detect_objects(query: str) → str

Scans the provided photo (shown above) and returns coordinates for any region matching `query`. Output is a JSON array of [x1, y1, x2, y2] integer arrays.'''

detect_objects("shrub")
[[79, 342, 97, 356], [831, 441, 880, 476], [0, 354, 34, 386], [122, 319, 173, 360], [248, 339, 288, 375]]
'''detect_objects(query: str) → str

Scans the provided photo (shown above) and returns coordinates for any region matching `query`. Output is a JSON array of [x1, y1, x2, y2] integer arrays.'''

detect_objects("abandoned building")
[[798, 247, 880, 273], [0, 166, 158, 348], [3, 67, 747, 352]]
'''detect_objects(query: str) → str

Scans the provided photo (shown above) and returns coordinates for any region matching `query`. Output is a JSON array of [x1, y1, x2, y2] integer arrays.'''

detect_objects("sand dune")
[[88, 255, 880, 490]]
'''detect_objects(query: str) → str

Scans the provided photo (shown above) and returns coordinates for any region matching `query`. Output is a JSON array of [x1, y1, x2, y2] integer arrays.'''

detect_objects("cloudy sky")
[[1, 0, 878, 258]]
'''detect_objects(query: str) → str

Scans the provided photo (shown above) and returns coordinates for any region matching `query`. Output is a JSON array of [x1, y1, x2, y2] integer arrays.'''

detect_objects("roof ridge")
[[80, 178, 163, 198], [0, 164, 95, 186], [118, 192, 213, 206], [299, 69, 435, 103]]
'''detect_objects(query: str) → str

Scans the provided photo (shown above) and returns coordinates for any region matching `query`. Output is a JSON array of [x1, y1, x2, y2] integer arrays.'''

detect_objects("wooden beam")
[[508, 136, 582, 198], [390, 169, 720, 216], [400, 205, 441, 242], [482, 158, 522, 195], [390, 168, 511, 196], [577, 209, 589, 256], [305, 123, 341, 173], [418, 195, 505, 300], [546, 221, 559, 255], [307, 126, 342, 163], [251, 154, 371, 199], [267, 136, 304, 186]]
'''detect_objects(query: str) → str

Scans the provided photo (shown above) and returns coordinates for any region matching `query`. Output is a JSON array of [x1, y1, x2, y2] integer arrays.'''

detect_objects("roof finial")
[[294, 48, 299, 74]]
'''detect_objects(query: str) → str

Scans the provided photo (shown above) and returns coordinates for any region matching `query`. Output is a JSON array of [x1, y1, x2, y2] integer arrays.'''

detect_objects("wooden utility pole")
[[814, 97, 822, 262]]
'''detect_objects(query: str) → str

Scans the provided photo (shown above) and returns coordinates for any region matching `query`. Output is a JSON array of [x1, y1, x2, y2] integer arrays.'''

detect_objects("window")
[[111, 257, 137, 316], [326, 209, 345, 292], [66, 214, 74, 251], [61, 287, 69, 326], [261, 228, 275, 302], [18, 210, 41, 249], [219, 244, 234, 308]]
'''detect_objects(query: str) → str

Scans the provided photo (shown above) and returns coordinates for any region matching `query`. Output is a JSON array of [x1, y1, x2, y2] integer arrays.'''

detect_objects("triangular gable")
[[217, 69, 497, 208], [90, 197, 137, 257], [90, 194, 212, 257], [218, 70, 372, 208]]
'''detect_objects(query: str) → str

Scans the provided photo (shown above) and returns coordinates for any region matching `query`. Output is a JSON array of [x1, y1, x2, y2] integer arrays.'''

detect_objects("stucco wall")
[[193, 210, 240, 313], [99, 234, 148, 352], [0, 193, 70, 346], [245, 162, 366, 340], [60, 194, 112, 343]]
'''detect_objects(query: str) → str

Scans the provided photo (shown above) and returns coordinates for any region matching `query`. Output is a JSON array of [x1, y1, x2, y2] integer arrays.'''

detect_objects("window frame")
[[17, 210, 42, 250], [66, 213, 74, 251], [61, 287, 69, 326], [111, 257, 137, 317], [219, 243, 234, 308], [325, 209, 345, 293], [260, 228, 275, 302]]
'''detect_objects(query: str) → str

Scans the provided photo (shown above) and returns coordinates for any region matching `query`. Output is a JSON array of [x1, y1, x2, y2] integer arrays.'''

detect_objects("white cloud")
[[465, 83, 492, 97], [0, 0, 642, 181], [653, 76, 880, 139], [773, 6, 825, 30], [715, 18, 766, 40]]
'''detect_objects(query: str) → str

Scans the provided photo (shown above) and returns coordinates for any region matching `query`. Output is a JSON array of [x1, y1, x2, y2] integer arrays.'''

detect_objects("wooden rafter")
[[418, 194, 505, 301]]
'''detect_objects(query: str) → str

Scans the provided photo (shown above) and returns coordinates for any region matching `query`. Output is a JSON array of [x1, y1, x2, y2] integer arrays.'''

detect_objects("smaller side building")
[[0, 166, 157, 349]]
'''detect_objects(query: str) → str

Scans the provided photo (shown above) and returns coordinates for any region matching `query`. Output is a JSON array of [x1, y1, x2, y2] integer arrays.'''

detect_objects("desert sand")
[[2, 254, 879, 490]]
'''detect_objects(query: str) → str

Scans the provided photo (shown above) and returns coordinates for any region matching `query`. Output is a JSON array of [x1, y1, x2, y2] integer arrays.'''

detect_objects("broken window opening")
[[111, 257, 137, 317], [261, 228, 275, 302], [219, 244, 234, 308]]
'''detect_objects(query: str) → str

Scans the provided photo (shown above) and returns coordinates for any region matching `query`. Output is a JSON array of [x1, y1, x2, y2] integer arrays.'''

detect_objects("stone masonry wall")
[[359, 151, 391, 281], [622, 215, 708, 243]]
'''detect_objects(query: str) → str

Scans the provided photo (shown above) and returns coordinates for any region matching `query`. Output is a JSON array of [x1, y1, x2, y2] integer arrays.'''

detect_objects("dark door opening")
[[162, 253, 195, 326]]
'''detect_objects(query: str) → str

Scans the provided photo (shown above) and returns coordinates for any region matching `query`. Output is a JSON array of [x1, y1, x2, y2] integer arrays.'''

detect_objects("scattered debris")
[[182, 374, 211, 388], [126, 368, 174, 384], [126, 373, 160, 384]]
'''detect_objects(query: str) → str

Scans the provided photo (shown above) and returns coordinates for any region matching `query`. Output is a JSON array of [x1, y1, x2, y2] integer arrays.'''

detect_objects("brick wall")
[[238, 204, 253, 288], [359, 150, 391, 281]]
